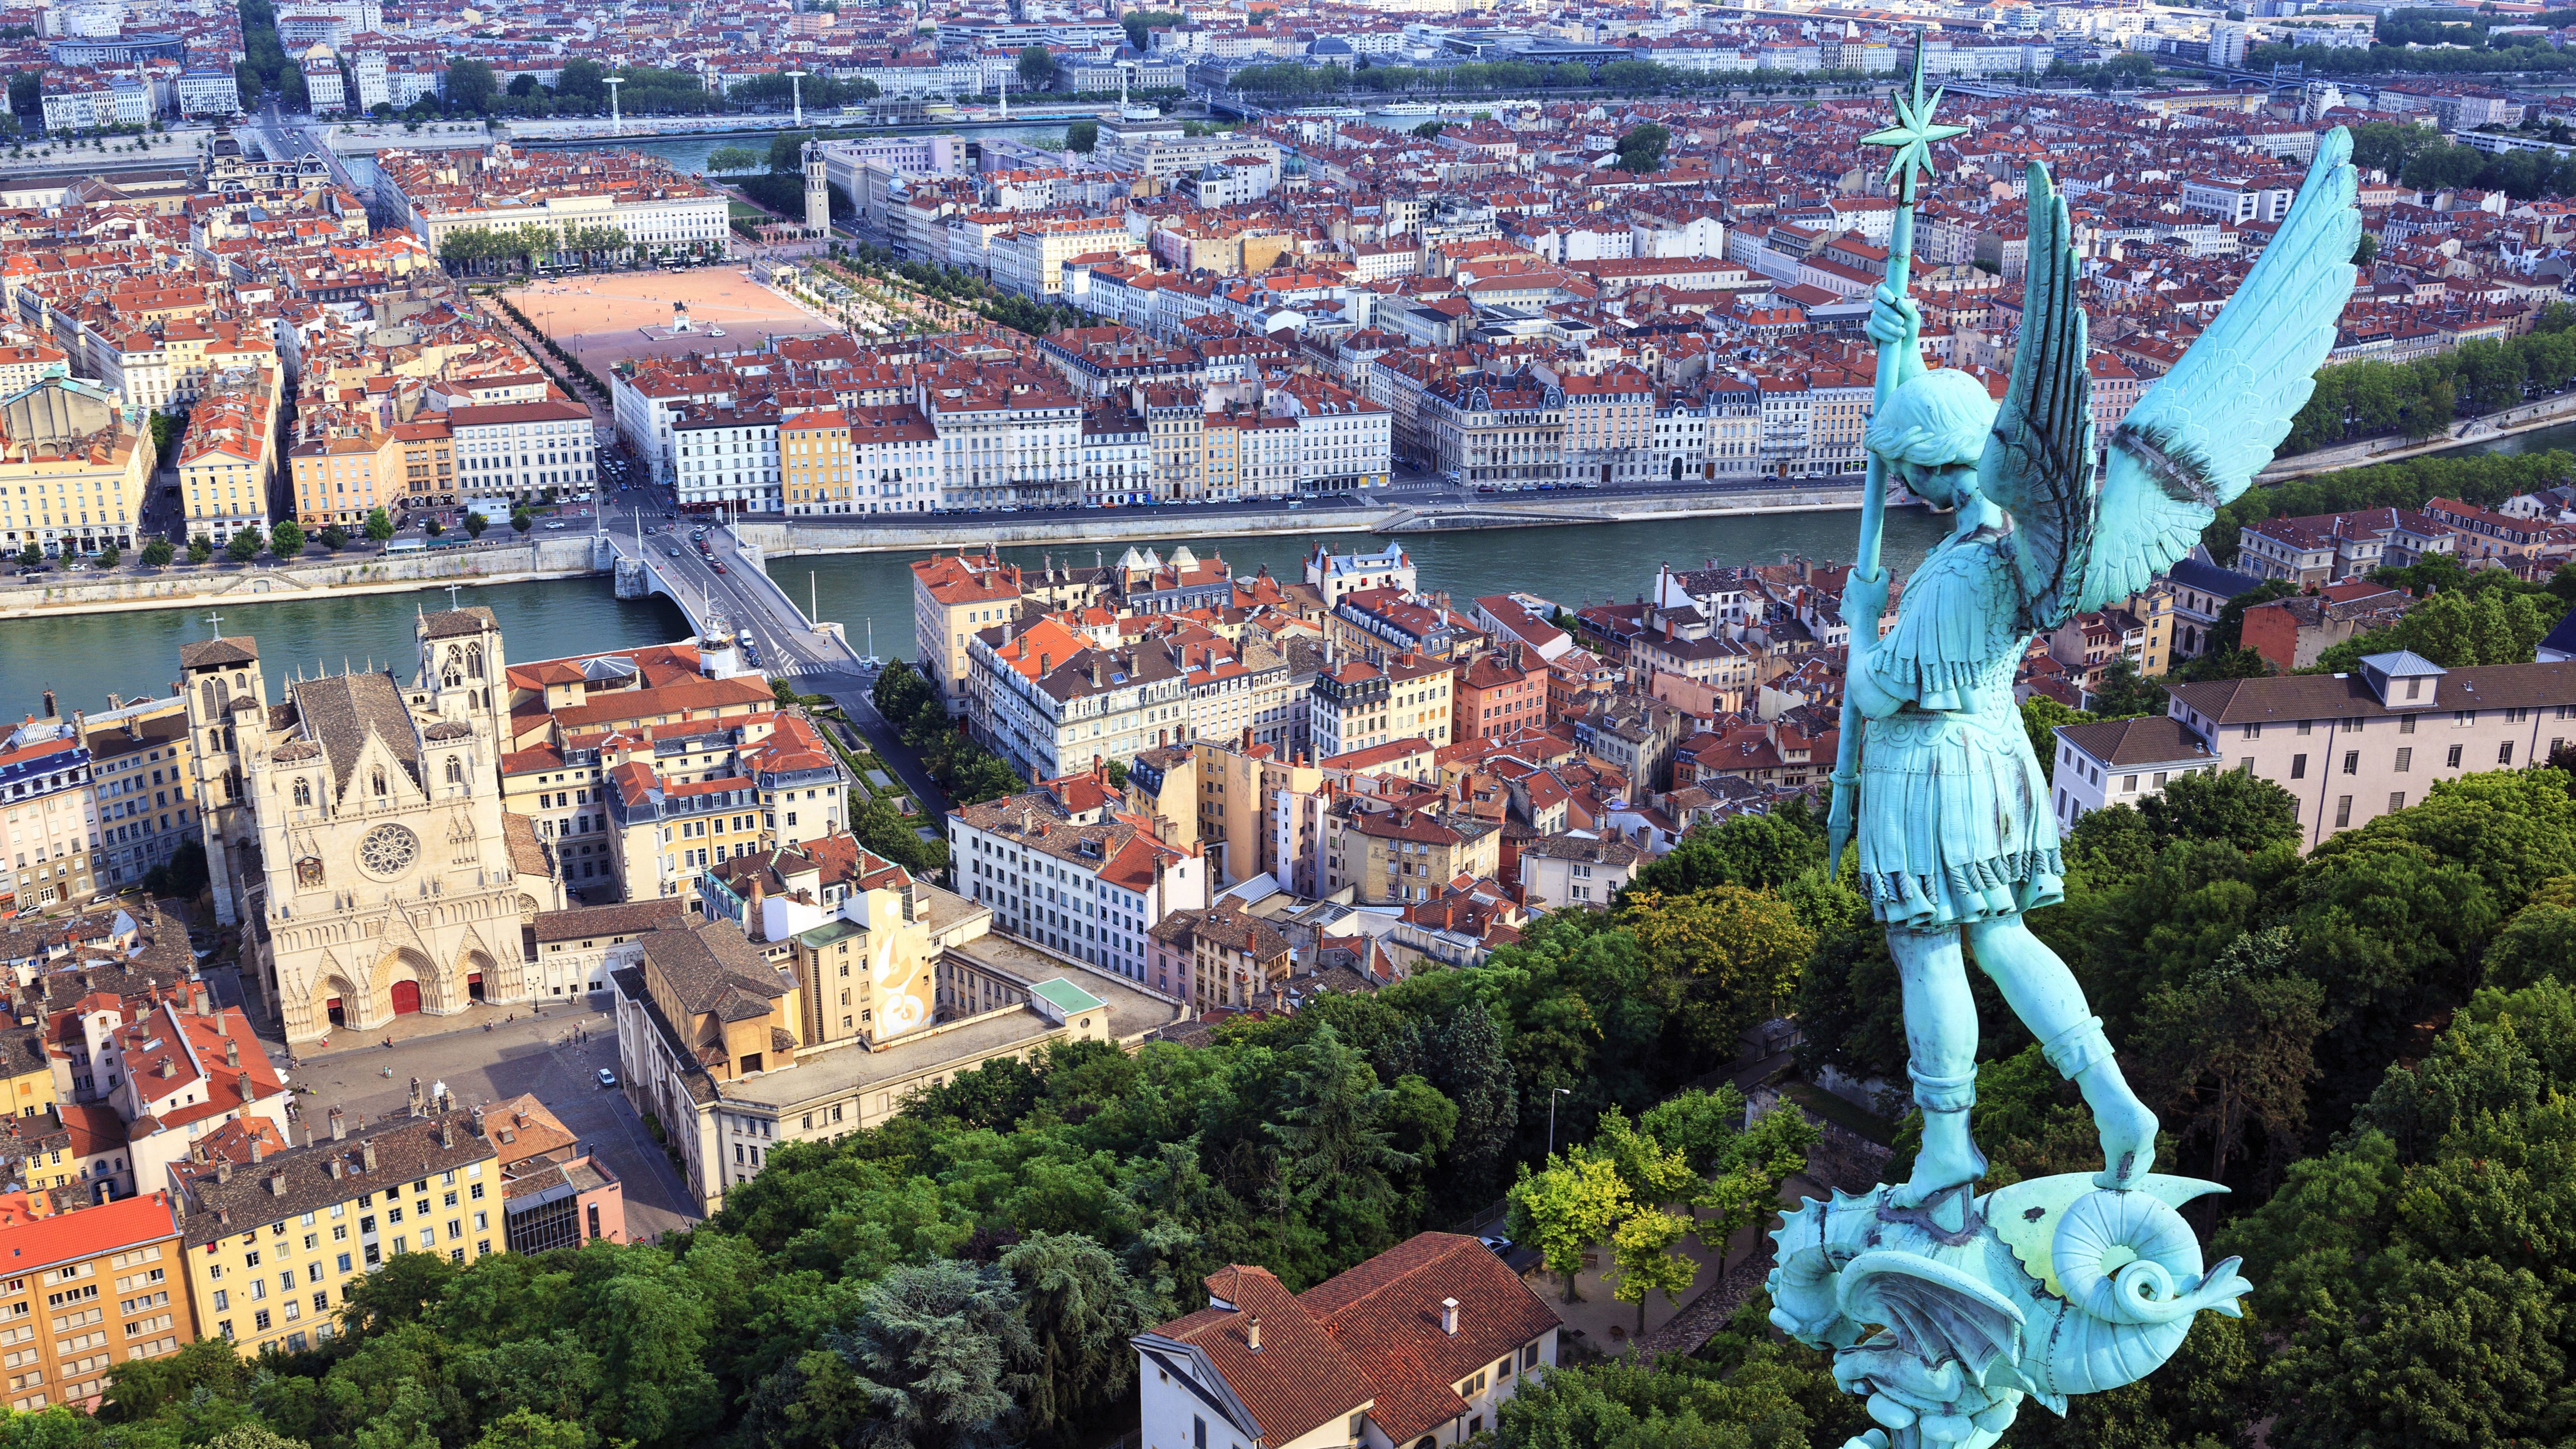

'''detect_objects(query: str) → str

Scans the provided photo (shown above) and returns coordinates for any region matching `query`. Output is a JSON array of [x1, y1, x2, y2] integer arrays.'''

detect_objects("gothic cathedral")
[[182, 608, 566, 1044]]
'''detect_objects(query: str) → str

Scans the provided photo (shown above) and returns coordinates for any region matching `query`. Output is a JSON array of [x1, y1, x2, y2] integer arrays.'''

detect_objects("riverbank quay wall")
[[0, 536, 611, 620], [0, 487, 1873, 619], [740, 485, 1871, 558]]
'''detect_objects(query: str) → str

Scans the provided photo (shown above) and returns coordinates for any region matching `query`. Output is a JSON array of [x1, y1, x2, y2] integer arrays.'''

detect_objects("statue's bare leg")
[[1888, 924, 1986, 1208], [1967, 917, 2158, 1189]]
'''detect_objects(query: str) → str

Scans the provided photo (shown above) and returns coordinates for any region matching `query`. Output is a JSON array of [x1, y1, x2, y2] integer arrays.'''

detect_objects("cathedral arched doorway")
[[370, 946, 441, 1022]]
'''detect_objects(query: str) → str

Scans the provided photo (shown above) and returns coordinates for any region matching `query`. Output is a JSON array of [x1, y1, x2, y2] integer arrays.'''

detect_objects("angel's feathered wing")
[[2076, 127, 2361, 612], [1978, 160, 2096, 632]]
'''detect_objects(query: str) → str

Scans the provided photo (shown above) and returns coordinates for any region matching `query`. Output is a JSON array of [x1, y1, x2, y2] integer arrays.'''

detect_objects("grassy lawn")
[[729, 200, 770, 221]]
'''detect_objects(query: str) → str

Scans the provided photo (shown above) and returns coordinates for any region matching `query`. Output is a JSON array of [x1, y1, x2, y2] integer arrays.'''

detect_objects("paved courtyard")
[[239, 986, 704, 1244], [506, 269, 839, 378]]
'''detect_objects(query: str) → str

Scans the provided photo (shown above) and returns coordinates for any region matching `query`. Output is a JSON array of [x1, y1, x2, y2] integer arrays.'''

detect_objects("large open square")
[[504, 266, 840, 375]]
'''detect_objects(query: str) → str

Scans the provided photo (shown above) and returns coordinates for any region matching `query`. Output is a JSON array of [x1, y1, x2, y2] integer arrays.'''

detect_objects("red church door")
[[389, 980, 423, 1015]]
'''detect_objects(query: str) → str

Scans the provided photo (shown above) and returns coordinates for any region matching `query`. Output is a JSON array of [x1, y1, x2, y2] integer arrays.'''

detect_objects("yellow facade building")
[[0, 378, 155, 560], [174, 1108, 500, 1359]]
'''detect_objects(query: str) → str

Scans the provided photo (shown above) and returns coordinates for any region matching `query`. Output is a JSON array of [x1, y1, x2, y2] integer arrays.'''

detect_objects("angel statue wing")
[[1977, 159, 2097, 633], [2076, 126, 2362, 612]]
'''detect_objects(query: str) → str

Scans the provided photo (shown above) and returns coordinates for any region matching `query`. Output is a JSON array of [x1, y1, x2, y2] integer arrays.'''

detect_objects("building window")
[[2342, 751, 2359, 775], [2394, 748, 2411, 773], [2390, 791, 2406, 813], [2501, 742, 2517, 765], [2334, 795, 2353, 829], [2290, 753, 2307, 779]]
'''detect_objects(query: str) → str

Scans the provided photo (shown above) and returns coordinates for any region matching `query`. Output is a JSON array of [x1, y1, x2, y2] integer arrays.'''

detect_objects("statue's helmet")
[[1866, 367, 1996, 470]]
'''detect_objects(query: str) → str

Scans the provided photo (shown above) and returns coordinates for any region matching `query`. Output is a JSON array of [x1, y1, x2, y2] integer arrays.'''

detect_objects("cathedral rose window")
[[359, 824, 420, 878]]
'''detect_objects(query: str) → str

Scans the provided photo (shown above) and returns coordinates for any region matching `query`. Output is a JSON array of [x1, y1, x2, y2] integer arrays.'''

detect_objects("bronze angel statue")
[[1836, 130, 2361, 1211]]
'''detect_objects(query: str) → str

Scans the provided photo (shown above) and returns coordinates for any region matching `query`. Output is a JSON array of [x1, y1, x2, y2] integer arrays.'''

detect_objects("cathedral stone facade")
[[184, 608, 565, 1044]]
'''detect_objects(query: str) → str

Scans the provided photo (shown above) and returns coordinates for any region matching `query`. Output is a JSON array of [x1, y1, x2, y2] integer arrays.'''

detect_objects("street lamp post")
[[1547, 1086, 1571, 1158]]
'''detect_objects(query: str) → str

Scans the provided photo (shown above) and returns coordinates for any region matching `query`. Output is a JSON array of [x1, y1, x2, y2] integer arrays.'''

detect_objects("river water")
[[0, 512, 1948, 716]]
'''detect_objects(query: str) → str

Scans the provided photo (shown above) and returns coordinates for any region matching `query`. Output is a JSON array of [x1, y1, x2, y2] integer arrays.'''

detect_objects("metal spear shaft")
[[1827, 38, 1959, 871]]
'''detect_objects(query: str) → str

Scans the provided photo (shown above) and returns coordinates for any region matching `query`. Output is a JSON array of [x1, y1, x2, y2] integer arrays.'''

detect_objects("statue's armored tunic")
[[1855, 526, 2063, 929]]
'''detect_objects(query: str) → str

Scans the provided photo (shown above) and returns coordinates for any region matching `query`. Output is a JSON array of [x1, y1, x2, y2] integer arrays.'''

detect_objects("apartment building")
[[375, 148, 731, 263], [0, 376, 155, 559], [1145, 897, 1292, 1010], [926, 372, 1087, 510], [2049, 714, 2226, 830], [1322, 800, 1500, 906], [595, 712, 850, 908], [77, 697, 197, 893], [1557, 365, 1657, 485], [287, 431, 399, 530], [1126, 740, 1325, 891], [172, 1108, 501, 1359], [912, 550, 1027, 717], [1456, 647, 1551, 741], [991, 216, 1143, 299], [1306, 542, 1418, 610], [1519, 833, 1642, 910], [176, 368, 278, 549], [451, 399, 597, 504], [0, 1191, 193, 1414], [782, 409, 855, 514], [2, 719, 98, 914], [2165, 653, 2576, 849], [949, 781, 1206, 982], [850, 404, 941, 514], [1310, 661, 1393, 759], [1266, 376, 1392, 494]]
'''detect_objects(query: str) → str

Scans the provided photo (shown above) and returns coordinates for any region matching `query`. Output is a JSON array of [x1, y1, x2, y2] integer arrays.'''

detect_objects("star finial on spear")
[[1861, 37, 1968, 202]]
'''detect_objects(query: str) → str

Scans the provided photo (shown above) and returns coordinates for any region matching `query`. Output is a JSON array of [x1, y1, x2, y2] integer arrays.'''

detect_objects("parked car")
[[710, 561, 727, 575], [665, 545, 680, 557], [595, 1068, 618, 1089]]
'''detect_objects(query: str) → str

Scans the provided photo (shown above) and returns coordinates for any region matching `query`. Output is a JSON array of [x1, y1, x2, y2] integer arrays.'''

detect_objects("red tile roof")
[[1150, 1233, 1561, 1444]]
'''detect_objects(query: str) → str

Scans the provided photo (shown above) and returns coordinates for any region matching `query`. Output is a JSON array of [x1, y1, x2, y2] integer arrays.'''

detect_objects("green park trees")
[[1017, 46, 1056, 92], [364, 507, 394, 543], [268, 520, 303, 558], [1614, 123, 1669, 174], [870, 659, 1032, 808]]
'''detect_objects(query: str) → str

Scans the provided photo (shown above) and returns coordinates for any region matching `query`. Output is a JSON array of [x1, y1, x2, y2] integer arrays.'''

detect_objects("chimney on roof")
[[329, 1105, 345, 1141], [250, 1135, 265, 1162], [328, 1156, 345, 1180], [224, 1037, 239, 1068], [360, 1140, 376, 1172], [470, 1104, 486, 1137], [193, 984, 211, 1016], [1442, 1297, 1460, 1335], [439, 1118, 455, 1149], [213, 1155, 231, 1184], [1246, 1316, 1262, 1351]]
